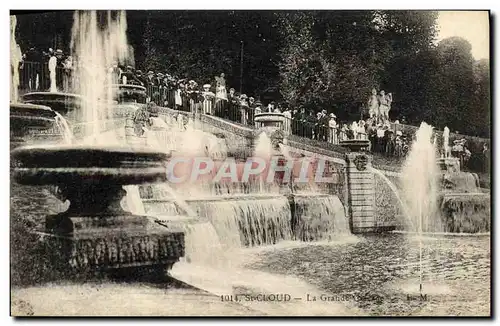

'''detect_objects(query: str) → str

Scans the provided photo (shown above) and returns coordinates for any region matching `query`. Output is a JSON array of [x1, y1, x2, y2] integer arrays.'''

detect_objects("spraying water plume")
[[401, 122, 440, 233], [10, 15, 22, 103], [70, 10, 131, 142]]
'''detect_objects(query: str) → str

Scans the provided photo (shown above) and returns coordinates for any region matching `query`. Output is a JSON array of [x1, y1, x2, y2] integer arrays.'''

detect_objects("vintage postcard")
[[9, 9, 491, 317]]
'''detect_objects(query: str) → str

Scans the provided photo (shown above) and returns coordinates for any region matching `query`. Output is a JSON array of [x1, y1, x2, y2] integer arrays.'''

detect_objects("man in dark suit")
[[145, 71, 156, 87], [135, 70, 146, 86]]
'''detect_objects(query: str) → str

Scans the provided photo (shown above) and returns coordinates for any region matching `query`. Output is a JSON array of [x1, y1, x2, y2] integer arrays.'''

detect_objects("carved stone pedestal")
[[43, 203, 185, 278]]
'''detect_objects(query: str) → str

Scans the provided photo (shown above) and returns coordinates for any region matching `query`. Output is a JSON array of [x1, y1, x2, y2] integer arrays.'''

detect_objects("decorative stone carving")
[[353, 154, 369, 171]]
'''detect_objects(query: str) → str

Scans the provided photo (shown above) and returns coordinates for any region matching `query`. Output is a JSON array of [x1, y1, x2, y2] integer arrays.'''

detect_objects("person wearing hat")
[[215, 72, 228, 101], [184, 79, 199, 113], [122, 66, 142, 86], [254, 100, 262, 116], [202, 84, 215, 115], [328, 113, 338, 144], [135, 70, 146, 86], [48, 49, 59, 92], [61, 54, 73, 92], [145, 71, 156, 86], [143, 71, 156, 102], [385, 129, 396, 157], [54, 49, 65, 91], [318, 110, 329, 141], [239, 94, 249, 125], [451, 139, 463, 158], [23, 46, 41, 90], [375, 123, 385, 153], [153, 72, 166, 105], [121, 65, 142, 86], [246, 96, 256, 126], [155, 73, 164, 87], [227, 88, 238, 121], [395, 130, 403, 157], [283, 106, 292, 135]]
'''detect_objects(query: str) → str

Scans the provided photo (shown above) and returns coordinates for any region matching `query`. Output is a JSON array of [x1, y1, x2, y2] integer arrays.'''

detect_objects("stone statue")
[[378, 90, 389, 122], [385, 92, 393, 120], [367, 88, 379, 120]]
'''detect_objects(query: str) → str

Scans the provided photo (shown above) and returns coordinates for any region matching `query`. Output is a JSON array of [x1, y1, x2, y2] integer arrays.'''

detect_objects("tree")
[[471, 59, 490, 137], [277, 11, 438, 120], [431, 37, 476, 132]]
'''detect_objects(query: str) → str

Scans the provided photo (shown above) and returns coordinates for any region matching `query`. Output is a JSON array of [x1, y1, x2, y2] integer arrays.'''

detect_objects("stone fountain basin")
[[254, 112, 285, 121], [110, 84, 147, 92], [22, 92, 83, 115], [10, 103, 58, 127], [12, 144, 169, 186], [339, 139, 370, 152]]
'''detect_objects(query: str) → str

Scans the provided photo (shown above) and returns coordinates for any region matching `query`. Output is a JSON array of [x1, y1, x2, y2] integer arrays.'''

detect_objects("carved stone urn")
[[12, 144, 185, 279]]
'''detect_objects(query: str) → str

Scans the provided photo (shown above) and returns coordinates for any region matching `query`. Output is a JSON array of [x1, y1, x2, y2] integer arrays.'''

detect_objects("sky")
[[436, 11, 490, 60]]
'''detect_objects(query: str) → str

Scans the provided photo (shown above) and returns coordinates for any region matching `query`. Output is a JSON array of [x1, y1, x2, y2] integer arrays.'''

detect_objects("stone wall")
[[197, 114, 253, 154]]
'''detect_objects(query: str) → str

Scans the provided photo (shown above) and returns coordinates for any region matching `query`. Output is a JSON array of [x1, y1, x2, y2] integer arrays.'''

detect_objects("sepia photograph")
[[8, 8, 491, 317]]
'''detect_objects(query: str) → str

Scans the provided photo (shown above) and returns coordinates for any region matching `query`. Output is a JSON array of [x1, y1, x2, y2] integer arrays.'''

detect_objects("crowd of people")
[[15, 56, 488, 169], [16, 56, 411, 158], [17, 47, 73, 92]]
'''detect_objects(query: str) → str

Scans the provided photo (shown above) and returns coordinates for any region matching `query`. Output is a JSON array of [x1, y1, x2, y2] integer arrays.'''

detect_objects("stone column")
[[341, 140, 376, 233]]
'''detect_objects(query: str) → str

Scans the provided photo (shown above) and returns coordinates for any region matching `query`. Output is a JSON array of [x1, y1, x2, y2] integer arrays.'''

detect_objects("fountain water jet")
[[70, 10, 131, 143], [10, 15, 22, 103], [401, 122, 440, 233]]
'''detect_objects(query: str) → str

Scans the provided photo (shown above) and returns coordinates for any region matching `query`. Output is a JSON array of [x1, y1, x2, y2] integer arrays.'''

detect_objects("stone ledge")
[[352, 226, 397, 234], [351, 211, 376, 217]]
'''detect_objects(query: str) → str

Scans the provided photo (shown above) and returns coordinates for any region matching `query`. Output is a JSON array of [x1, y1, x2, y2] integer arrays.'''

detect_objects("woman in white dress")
[[215, 73, 228, 101], [202, 84, 215, 115], [174, 80, 183, 109], [48, 52, 58, 93]]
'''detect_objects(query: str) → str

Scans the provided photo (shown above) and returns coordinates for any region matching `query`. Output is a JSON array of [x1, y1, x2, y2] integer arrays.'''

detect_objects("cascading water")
[[370, 168, 413, 230], [69, 10, 228, 275], [53, 112, 74, 144], [65, 11, 355, 307], [293, 194, 349, 241], [254, 132, 273, 159]]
